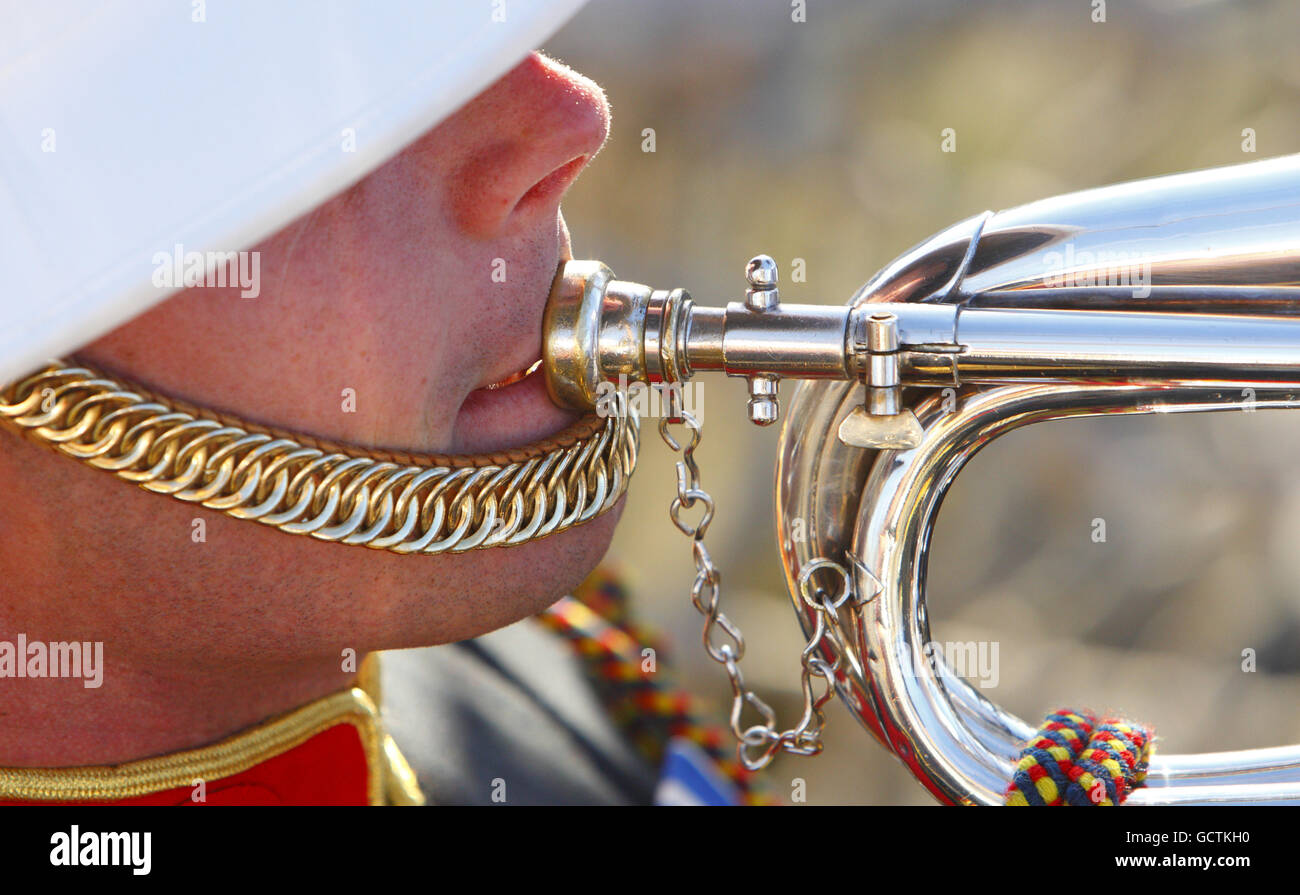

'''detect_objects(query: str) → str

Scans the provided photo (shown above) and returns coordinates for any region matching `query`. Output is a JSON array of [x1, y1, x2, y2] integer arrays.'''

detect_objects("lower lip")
[[452, 367, 583, 455]]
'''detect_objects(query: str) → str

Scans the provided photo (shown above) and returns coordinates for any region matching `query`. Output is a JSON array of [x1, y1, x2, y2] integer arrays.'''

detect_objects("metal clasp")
[[837, 311, 923, 450]]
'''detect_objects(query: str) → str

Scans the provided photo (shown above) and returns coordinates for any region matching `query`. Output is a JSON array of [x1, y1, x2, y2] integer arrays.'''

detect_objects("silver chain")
[[657, 401, 853, 771]]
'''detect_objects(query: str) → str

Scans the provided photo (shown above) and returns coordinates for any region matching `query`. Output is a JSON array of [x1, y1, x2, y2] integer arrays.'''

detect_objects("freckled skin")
[[0, 54, 619, 766]]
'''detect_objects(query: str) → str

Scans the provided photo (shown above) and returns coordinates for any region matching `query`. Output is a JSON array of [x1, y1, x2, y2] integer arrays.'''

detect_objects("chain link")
[[0, 361, 637, 555], [657, 396, 852, 771]]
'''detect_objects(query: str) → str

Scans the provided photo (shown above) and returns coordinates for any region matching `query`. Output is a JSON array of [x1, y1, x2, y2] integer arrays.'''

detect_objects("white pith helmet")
[[0, 0, 588, 384]]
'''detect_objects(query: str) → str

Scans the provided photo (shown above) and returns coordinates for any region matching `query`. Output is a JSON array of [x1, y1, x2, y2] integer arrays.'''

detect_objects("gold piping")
[[381, 733, 427, 806], [0, 687, 388, 804]]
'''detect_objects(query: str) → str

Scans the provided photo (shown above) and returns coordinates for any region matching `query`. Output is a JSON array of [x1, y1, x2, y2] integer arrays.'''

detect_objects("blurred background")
[[546, 0, 1300, 804]]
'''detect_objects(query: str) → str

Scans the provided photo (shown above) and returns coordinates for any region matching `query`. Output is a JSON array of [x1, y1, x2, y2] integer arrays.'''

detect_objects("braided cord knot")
[[1005, 709, 1153, 806]]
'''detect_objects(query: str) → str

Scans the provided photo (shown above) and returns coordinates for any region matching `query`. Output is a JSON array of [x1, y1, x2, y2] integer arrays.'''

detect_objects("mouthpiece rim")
[[543, 259, 615, 411]]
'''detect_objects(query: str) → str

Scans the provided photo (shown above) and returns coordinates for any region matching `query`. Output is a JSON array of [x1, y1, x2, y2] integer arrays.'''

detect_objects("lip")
[[481, 358, 543, 391], [475, 352, 545, 393], [451, 243, 582, 455], [453, 362, 582, 455]]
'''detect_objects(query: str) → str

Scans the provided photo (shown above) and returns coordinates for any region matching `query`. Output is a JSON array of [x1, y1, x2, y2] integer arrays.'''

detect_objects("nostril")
[[513, 155, 589, 215]]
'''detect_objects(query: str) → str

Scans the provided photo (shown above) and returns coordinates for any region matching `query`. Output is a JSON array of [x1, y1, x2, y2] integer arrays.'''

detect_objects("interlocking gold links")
[[0, 362, 638, 554]]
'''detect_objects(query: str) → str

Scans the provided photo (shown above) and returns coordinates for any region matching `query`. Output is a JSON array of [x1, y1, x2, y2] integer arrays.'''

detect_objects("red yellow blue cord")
[[1005, 708, 1152, 806], [540, 566, 778, 805]]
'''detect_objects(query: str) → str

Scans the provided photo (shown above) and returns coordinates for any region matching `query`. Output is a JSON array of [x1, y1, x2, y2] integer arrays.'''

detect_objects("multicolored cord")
[[539, 566, 778, 805], [1004, 708, 1153, 806]]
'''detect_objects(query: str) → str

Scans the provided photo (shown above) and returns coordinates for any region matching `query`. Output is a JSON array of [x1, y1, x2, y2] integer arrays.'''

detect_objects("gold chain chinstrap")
[[0, 362, 638, 554]]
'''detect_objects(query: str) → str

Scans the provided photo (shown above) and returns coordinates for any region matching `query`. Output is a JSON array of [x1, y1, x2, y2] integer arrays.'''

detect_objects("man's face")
[[4, 53, 619, 665]]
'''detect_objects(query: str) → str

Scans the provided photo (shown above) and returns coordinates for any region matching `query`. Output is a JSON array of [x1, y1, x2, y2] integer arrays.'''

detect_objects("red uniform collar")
[[0, 662, 424, 806]]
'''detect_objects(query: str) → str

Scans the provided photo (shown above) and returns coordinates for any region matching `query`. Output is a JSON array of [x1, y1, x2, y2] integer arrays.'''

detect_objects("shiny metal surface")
[[957, 154, 1300, 310], [777, 154, 1300, 805], [1, 362, 638, 556], [541, 153, 1300, 804], [657, 405, 846, 770], [543, 260, 684, 410], [847, 383, 1300, 804]]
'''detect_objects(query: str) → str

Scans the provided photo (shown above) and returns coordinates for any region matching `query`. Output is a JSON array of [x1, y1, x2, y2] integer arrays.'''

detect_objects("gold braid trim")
[[0, 687, 388, 803], [0, 361, 638, 554]]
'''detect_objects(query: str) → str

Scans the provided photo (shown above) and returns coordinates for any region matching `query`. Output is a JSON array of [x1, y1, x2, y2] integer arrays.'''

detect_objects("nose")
[[445, 53, 610, 239]]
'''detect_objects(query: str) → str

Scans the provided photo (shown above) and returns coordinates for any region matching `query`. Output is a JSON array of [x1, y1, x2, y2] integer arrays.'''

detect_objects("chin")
[[492, 502, 625, 617], [366, 498, 625, 651]]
